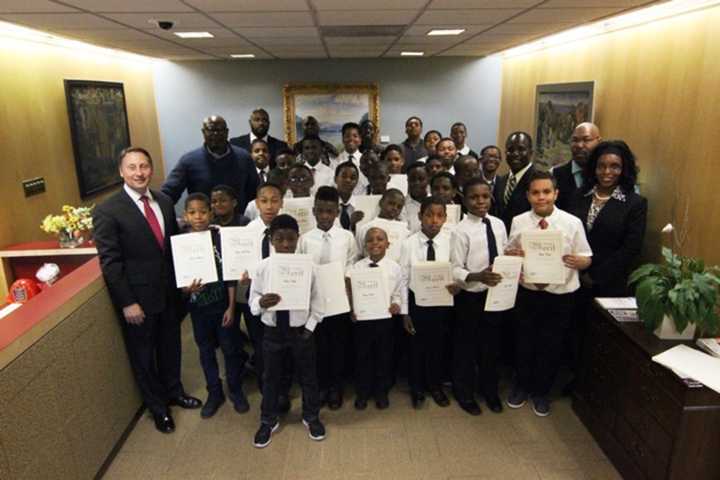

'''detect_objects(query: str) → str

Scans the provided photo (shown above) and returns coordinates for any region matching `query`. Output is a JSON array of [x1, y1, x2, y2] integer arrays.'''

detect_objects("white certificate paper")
[[281, 197, 316, 235], [485, 256, 523, 311], [445, 204, 462, 225], [354, 195, 381, 227], [350, 267, 390, 321], [171, 231, 218, 288], [370, 218, 409, 262], [411, 261, 453, 307], [220, 226, 260, 280], [316, 261, 351, 317], [268, 254, 313, 311], [521, 230, 565, 284], [388, 174, 408, 195]]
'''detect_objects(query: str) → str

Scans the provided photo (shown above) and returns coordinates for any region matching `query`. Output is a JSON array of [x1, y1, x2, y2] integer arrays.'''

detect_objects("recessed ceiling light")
[[427, 28, 465, 36], [230, 53, 255, 58], [401, 51, 424, 56], [173, 31, 214, 39]]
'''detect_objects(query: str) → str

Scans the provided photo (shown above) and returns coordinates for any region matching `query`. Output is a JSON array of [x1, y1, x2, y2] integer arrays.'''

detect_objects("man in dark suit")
[[553, 122, 601, 212], [93, 147, 201, 434], [230, 108, 289, 167], [494, 131, 537, 232]]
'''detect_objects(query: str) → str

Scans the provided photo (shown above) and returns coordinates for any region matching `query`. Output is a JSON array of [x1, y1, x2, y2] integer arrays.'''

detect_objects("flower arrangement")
[[40, 205, 94, 248]]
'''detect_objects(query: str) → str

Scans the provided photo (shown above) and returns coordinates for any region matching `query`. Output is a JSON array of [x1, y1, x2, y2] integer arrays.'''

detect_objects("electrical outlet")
[[22, 177, 46, 197], [380, 135, 390, 143]]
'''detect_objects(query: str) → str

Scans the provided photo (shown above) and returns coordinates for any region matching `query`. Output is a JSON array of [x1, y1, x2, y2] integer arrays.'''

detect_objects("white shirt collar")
[[124, 183, 151, 202], [529, 207, 558, 225], [250, 132, 268, 143], [510, 162, 533, 182], [459, 145, 470, 155]]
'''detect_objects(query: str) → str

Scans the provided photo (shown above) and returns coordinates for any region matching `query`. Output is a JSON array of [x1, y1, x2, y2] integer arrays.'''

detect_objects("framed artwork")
[[534, 81, 595, 168], [64, 80, 131, 198], [283, 83, 380, 149]]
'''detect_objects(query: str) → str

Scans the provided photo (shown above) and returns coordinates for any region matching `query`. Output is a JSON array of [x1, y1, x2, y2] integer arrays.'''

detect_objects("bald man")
[[553, 122, 601, 211], [230, 108, 290, 166]]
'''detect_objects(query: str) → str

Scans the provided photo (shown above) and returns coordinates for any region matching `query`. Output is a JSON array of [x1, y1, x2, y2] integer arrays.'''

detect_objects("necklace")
[[594, 191, 611, 201]]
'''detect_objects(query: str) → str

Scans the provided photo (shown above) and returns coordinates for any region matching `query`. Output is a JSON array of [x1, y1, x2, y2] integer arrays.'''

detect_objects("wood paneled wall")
[[0, 38, 164, 248], [498, 6, 720, 264]]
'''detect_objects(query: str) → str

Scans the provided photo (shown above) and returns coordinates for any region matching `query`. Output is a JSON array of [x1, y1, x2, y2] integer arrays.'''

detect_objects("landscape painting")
[[534, 81, 595, 169], [64, 80, 131, 197]]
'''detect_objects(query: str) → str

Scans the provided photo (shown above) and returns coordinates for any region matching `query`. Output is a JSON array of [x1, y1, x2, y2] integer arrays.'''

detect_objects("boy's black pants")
[[407, 292, 448, 393], [315, 313, 351, 392], [354, 317, 394, 399]]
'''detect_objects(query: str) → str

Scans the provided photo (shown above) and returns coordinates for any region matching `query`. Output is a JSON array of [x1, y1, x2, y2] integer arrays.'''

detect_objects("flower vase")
[[58, 230, 83, 249], [654, 315, 696, 340]]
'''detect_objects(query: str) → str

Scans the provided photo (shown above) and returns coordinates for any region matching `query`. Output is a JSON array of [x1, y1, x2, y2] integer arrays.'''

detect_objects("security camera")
[[154, 20, 175, 30]]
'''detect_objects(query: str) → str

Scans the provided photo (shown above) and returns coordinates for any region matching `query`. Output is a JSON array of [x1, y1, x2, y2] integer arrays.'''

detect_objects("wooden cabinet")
[[573, 301, 720, 480]]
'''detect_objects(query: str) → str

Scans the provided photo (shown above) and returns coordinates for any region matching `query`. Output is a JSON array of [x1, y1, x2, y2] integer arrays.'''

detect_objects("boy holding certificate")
[[506, 171, 592, 417], [249, 214, 325, 448], [349, 227, 407, 410], [450, 178, 508, 415], [298, 186, 357, 410], [180, 193, 249, 418], [354, 189, 409, 262], [400, 196, 460, 409]]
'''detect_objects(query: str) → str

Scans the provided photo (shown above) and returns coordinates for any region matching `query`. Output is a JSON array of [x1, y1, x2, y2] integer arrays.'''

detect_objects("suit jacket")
[[229, 133, 289, 167], [93, 187, 181, 315], [553, 161, 580, 212], [569, 189, 648, 296], [494, 164, 536, 233]]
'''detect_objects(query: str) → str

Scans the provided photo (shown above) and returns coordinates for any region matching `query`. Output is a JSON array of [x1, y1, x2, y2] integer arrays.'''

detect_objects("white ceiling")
[[0, 0, 662, 60]]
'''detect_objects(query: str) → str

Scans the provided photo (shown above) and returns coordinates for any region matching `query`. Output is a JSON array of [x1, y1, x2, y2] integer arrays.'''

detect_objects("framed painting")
[[283, 83, 380, 149], [64, 80, 131, 198], [534, 81, 595, 169]]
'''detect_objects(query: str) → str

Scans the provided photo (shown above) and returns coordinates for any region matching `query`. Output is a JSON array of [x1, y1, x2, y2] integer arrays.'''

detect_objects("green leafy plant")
[[628, 247, 720, 335]]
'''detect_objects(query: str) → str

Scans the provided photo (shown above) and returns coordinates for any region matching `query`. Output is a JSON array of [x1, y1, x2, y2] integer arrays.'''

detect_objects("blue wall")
[[153, 56, 502, 179]]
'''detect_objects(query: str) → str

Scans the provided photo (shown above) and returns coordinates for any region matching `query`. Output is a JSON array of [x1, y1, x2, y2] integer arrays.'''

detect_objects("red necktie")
[[538, 218, 549, 230], [140, 195, 164, 249]]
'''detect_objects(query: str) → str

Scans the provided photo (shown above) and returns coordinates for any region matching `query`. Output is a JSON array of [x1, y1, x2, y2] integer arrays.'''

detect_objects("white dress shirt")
[[399, 196, 425, 234], [400, 230, 453, 296], [298, 226, 357, 273], [508, 207, 592, 294], [306, 160, 335, 193], [124, 184, 165, 235], [249, 256, 324, 331], [451, 213, 508, 292], [351, 256, 408, 316], [245, 217, 274, 275], [355, 217, 410, 263], [458, 145, 471, 156], [334, 150, 368, 195]]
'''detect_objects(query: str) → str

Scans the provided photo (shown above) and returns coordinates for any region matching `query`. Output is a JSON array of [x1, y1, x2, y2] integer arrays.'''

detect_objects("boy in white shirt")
[[298, 186, 357, 410], [505, 171, 592, 417], [355, 189, 409, 262], [334, 161, 364, 233], [400, 162, 430, 234], [250, 214, 325, 447], [349, 227, 407, 410], [300, 137, 334, 192]]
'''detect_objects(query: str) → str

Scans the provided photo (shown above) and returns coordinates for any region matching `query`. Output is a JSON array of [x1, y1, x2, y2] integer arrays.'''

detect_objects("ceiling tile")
[[151, 27, 239, 39], [483, 22, 574, 35], [324, 36, 395, 46], [313, 0, 426, 9], [267, 46, 327, 54], [331, 51, 381, 57], [542, 0, 652, 6], [461, 32, 534, 44], [0, 13, 125, 29], [429, 0, 539, 7], [165, 54, 219, 60], [53, 28, 159, 41], [184, 0, 309, 11], [200, 46, 269, 55], [328, 47, 387, 56], [508, 7, 624, 23], [241, 27, 319, 38], [253, 36, 323, 46], [396, 34, 465, 45], [172, 36, 253, 48], [415, 8, 521, 25], [404, 24, 489, 36], [0, 1, 79, 13], [211, 11, 314, 27], [316, 10, 418, 26], [102, 12, 219, 29], [60, 0, 194, 13], [275, 53, 328, 58]]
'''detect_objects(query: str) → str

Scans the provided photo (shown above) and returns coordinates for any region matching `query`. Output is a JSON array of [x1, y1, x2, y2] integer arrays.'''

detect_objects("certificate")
[[170, 231, 218, 288], [410, 261, 453, 307], [350, 267, 390, 321], [371, 218, 409, 262], [220, 226, 260, 280], [281, 197, 316, 235], [388, 174, 408, 195], [316, 261, 351, 317], [485, 256, 523, 311], [445, 204, 462, 225], [354, 195, 381, 227], [268, 254, 313, 311], [521, 230, 565, 284]]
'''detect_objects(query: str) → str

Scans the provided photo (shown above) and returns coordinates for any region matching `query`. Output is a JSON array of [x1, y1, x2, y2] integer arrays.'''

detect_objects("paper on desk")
[[652, 345, 720, 394], [595, 297, 637, 309], [0, 302, 22, 319]]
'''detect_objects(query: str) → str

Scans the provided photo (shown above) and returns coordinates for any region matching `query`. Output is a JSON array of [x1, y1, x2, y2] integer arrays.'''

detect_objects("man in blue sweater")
[[162, 116, 260, 213]]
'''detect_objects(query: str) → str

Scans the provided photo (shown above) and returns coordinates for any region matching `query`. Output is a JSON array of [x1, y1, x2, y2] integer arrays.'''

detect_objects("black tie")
[[340, 204, 351, 230], [366, 185, 371, 195], [259, 169, 266, 183], [262, 228, 270, 259], [276, 310, 289, 333], [369, 262, 379, 268], [426, 239, 436, 261], [482, 217, 498, 264]]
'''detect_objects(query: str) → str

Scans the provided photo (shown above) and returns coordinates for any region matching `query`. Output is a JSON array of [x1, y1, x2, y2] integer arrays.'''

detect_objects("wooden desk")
[[573, 301, 720, 479]]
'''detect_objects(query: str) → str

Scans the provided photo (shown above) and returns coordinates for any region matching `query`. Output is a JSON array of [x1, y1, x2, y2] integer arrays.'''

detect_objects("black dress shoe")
[[201, 394, 226, 419], [277, 394, 291, 414], [375, 392, 390, 410], [458, 399, 482, 416], [169, 394, 202, 409], [354, 396, 368, 410], [485, 395, 503, 413], [429, 389, 450, 407], [411, 391, 425, 409], [562, 379, 576, 397], [230, 390, 250, 414], [153, 412, 175, 433], [327, 388, 343, 410]]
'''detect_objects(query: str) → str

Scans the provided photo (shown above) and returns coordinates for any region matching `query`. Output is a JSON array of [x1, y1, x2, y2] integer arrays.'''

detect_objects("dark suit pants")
[[260, 326, 320, 425], [316, 313, 351, 392], [242, 303, 292, 393], [354, 317, 394, 399], [190, 309, 244, 397], [408, 296, 447, 393], [515, 287, 575, 397], [119, 302, 183, 416], [452, 290, 502, 402]]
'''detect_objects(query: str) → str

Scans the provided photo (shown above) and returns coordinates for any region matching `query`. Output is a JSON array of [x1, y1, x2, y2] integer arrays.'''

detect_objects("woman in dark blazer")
[[570, 140, 648, 296]]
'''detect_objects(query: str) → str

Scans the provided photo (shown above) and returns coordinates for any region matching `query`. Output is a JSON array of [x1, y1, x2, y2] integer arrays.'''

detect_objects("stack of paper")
[[652, 345, 720, 394]]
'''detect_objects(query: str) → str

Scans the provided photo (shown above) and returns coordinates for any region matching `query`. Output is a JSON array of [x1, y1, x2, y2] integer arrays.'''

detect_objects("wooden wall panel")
[[498, 6, 720, 264], [0, 39, 164, 249]]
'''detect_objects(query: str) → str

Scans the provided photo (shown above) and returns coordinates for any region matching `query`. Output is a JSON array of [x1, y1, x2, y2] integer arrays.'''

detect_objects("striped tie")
[[503, 174, 517, 204]]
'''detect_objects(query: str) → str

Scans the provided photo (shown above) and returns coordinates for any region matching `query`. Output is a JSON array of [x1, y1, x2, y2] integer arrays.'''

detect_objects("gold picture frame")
[[282, 83, 380, 147]]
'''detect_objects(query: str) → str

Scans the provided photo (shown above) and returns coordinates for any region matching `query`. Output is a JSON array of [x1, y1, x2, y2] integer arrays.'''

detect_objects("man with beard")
[[553, 122, 601, 211], [230, 108, 289, 166], [359, 119, 384, 155], [293, 116, 338, 161]]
